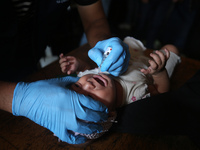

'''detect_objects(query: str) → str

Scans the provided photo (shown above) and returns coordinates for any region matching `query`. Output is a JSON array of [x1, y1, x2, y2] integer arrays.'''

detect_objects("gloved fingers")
[[106, 55, 124, 72], [71, 119, 103, 135], [119, 43, 130, 73], [100, 41, 124, 72], [76, 104, 108, 122], [118, 53, 130, 74], [109, 66, 123, 77], [63, 130, 88, 144], [58, 76, 80, 86], [108, 56, 129, 76], [45, 76, 78, 84], [88, 48, 104, 66], [106, 50, 129, 76], [76, 93, 108, 113], [60, 76, 79, 83]]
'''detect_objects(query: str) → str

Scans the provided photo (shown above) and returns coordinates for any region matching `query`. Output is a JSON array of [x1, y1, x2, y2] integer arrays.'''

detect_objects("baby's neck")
[[113, 80, 123, 108]]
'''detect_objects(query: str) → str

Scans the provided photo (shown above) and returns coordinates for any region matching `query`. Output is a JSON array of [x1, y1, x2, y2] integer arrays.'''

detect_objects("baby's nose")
[[83, 81, 94, 90]]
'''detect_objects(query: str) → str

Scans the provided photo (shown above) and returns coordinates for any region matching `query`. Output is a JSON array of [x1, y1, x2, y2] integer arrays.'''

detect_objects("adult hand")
[[12, 76, 108, 144], [88, 37, 130, 76]]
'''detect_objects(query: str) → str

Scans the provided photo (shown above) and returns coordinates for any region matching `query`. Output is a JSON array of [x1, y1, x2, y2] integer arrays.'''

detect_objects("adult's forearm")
[[0, 81, 17, 113], [85, 18, 111, 47], [77, 0, 112, 47]]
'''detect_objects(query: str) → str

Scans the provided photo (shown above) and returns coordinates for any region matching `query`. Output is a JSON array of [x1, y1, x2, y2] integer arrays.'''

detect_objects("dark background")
[[1, 0, 200, 81]]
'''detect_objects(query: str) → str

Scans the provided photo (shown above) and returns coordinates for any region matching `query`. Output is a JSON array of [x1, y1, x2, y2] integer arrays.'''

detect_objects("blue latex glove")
[[12, 76, 108, 144], [88, 37, 130, 76]]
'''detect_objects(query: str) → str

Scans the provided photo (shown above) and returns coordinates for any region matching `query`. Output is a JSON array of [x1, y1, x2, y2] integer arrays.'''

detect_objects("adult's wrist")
[[0, 81, 17, 113]]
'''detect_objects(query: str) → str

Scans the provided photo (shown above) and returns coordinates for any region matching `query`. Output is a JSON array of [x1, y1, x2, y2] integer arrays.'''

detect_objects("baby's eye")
[[72, 83, 82, 91], [74, 83, 80, 88]]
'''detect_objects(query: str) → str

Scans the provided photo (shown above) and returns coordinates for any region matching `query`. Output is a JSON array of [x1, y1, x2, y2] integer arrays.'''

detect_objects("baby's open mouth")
[[93, 75, 107, 87]]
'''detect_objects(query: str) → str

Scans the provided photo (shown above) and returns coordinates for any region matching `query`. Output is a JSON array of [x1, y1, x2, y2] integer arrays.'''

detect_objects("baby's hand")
[[141, 49, 170, 75], [59, 53, 79, 75]]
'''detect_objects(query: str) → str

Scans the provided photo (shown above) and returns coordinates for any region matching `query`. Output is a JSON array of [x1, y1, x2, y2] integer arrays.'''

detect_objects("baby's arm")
[[141, 49, 170, 94], [59, 53, 90, 75]]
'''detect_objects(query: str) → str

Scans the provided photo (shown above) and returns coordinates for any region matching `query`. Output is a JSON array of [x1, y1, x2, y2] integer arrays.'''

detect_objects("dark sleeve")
[[111, 69, 200, 147], [74, 0, 98, 5]]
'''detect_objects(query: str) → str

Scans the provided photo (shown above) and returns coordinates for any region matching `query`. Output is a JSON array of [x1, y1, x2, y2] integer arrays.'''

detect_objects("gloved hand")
[[12, 76, 108, 144], [88, 37, 130, 76]]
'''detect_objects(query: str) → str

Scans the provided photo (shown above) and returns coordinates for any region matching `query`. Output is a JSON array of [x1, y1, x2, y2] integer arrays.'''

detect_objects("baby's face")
[[71, 74, 116, 110]]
